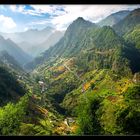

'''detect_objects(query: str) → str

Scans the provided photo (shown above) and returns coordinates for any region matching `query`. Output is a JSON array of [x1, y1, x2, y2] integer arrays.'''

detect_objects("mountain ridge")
[[113, 8, 140, 36], [0, 35, 32, 66], [98, 10, 130, 27]]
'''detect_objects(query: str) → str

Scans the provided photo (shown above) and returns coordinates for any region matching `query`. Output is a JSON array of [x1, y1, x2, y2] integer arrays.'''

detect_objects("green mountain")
[[0, 66, 26, 106], [0, 51, 24, 73], [0, 35, 32, 66], [0, 26, 55, 46], [1, 9, 140, 136], [23, 16, 140, 135], [26, 17, 140, 75], [124, 24, 140, 50], [74, 26, 140, 74], [25, 17, 97, 70], [113, 8, 140, 36], [28, 30, 64, 57], [32, 23, 140, 99], [0, 27, 64, 57], [46, 17, 95, 57], [98, 10, 130, 27]]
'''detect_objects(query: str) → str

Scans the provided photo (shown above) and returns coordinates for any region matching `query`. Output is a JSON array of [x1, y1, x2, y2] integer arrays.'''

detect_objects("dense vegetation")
[[124, 24, 140, 50], [113, 8, 140, 36], [0, 51, 23, 72], [0, 8, 140, 135], [0, 66, 26, 106]]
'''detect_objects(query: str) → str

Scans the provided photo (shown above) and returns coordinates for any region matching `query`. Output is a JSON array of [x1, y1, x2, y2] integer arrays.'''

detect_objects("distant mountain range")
[[0, 51, 24, 72], [0, 66, 26, 106], [98, 10, 130, 27], [0, 7, 140, 136], [24, 30, 65, 57], [124, 24, 140, 50], [1, 7, 140, 73], [0, 27, 65, 57], [0, 35, 32, 66], [113, 8, 140, 35], [0, 26, 55, 45], [25, 8, 140, 77]]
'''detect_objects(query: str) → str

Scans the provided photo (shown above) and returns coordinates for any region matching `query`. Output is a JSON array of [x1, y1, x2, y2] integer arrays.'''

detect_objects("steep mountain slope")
[[61, 68, 140, 135], [98, 10, 130, 27], [0, 51, 24, 72], [26, 17, 140, 121], [0, 66, 26, 106], [42, 17, 95, 58], [25, 17, 96, 70], [124, 24, 140, 49], [26, 16, 140, 120], [28, 30, 64, 57], [0, 27, 64, 57], [0, 35, 32, 66], [24, 13, 140, 135], [0, 8, 140, 135], [17, 41, 34, 56], [0, 26, 55, 45], [26, 17, 140, 75], [73, 26, 140, 74], [113, 8, 140, 36]]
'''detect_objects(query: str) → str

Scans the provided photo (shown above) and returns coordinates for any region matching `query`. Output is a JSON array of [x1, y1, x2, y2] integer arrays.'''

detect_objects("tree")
[[76, 95, 102, 135], [0, 94, 29, 135], [116, 85, 140, 135]]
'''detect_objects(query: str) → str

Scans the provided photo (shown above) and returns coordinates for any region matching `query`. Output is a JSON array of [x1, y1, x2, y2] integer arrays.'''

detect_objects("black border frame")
[[0, 0, 140, 140], [0, 0, 139, 4]]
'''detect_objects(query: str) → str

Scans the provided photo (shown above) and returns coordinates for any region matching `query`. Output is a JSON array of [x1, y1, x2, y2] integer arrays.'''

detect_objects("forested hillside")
[[0, 35, 32, 66], [0, 66, 26, 106], [113, 8, 140, 36], [98, 10, 130, 27], [0, 7, 140, 136]]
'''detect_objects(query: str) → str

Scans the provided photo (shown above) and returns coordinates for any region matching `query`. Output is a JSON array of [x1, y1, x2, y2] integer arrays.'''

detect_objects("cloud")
[[26, 5, 140, 31], [29, 20, 51, 26], [0, 15, 16, 32], [0, 5, 7, 11], [31, 5, 66, 16], [24, 27, 29, 31], [9, 5, 17, 12], [7, 5, 140, 32], [49, 5, 140, 30], [26, 19, 54, 31], [9, 5, 66, 17], [9, 5, 42, 16]]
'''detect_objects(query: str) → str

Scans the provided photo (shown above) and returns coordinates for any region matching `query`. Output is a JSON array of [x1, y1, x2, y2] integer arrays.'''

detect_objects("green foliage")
[[76, 95, 102, 135], [19, 123, 35, 135], [25, 17, 95, 70], [90, 83, 95, 90], [122, 44, 140, 74], [26, 14, 140, 77], [124, 85, 140, 101], [76, 85, 140, 135], [124, 24, 140, 49], [0, 95, 29, 135], [98, 99, 121, 134], [116, 85, 140, 135], [113, 8, 140, 36], [19, 118, 53, 135], [45, 71, 81, 113], [0, 66, 26, 106], [11, 11, 140, 136], [0, 51, 23, 72]]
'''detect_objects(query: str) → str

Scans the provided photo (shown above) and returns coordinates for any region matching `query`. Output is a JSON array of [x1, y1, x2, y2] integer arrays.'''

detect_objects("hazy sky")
[[0, 5, 140, 33]]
